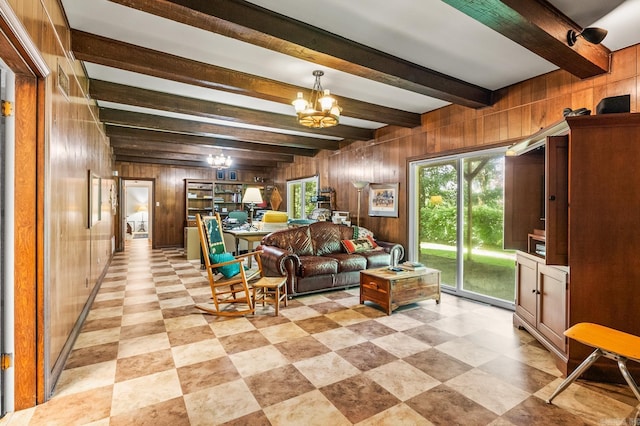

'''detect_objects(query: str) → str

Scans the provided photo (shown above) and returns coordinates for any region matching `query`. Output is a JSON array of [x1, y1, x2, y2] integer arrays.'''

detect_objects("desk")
[[224, 229, 270, 266]]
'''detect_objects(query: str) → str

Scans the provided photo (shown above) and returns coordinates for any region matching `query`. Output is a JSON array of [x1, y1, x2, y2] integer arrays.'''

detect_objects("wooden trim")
[[0, 0, 50, 77], [35, 78, 46, 403], [13, 73, 38, 410], [0, 2, 49, 408]]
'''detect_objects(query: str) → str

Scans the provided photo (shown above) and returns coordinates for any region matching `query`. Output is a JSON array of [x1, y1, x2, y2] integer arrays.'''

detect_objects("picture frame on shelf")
[[216, 169, 225, 180], [368, 183, 399, 217], [228, 170, 237, 181]]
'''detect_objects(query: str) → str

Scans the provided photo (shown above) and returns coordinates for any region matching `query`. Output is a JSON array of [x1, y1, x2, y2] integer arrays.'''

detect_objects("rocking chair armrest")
[[234, 250, 264, 261]]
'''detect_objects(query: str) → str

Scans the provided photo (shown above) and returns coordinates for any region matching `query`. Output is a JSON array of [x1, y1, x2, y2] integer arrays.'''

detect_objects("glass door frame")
[[408, 146, 515, 310]]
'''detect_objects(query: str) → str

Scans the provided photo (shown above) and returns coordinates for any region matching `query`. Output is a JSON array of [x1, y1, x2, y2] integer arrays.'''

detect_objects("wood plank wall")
[[8, 0, 114, 405], [273, 45, 640, 253], [114, 163, 269, 247]]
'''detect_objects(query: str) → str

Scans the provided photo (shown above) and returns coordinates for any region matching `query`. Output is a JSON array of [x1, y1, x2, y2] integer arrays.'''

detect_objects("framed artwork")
[[228, 170, 237, 181], [368, 183, 399, 217], [88, 170, 101, 228], [216, 169, 225, 180], [57, 60, 70, 101]]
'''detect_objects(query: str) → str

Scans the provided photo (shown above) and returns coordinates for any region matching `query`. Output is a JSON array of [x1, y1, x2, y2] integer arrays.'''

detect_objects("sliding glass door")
[[409, 148, 515, 308]]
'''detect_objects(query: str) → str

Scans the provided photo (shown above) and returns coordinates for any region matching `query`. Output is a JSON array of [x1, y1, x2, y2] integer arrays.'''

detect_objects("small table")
[[224, 229, 270, 266], [360, 267, 441, 315]]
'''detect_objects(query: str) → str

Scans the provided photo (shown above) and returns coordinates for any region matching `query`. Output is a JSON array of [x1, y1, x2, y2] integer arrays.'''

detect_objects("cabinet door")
[[545, 136, 568, 265], [504, 152, 545, 251], [515, 254, 537, 325], [537, 264, 567, 352]]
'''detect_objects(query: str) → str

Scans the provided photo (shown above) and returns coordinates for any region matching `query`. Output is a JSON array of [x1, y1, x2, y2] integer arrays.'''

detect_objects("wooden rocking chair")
[[195, 213, 263, 316]]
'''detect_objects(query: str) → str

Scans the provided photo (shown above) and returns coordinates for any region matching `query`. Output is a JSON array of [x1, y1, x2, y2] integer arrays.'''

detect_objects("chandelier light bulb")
[[291, 70, 341, 128]]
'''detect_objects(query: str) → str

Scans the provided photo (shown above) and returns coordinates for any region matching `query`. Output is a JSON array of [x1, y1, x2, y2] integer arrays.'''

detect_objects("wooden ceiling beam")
[[443, 0, 610, 78], [108, 134, 294, 163], [105, 126, 313, 158], [72, 29, 421, 127], [115, 154, 252, 169], [112, 147, 278, 169], [99, 108, 341, 150], [90, 79, 374, 141], [109, 0, 493, 108]]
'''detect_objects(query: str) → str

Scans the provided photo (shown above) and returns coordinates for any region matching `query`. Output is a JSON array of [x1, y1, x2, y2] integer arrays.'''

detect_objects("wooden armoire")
[[505, 113, 640, 382]]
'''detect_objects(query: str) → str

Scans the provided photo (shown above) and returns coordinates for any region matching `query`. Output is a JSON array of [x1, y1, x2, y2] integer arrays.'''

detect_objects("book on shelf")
[[399, 261, 426, 271]]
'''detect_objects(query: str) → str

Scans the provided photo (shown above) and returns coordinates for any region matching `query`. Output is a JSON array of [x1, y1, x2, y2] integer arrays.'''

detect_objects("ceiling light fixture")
[[567, 27, 608, 47], [207, 153, 232, 169], [292, 70, 341, 128]]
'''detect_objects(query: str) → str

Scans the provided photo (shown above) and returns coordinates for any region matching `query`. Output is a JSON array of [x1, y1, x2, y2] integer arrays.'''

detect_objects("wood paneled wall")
[[274, 45, 640, 253], [115, 163, 270, 247], [8, 0, 114, 404]]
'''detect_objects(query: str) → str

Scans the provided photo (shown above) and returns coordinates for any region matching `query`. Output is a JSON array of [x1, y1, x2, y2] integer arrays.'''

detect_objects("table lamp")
[[242, 187, 263, 230]]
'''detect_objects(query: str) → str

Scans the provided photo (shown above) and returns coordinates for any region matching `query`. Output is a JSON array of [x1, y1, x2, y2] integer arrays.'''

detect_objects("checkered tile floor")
[[3, 239, 639, 425]]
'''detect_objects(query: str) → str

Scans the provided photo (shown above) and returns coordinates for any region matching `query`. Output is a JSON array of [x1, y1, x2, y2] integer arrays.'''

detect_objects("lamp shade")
[[242, 187, 263, 204], [352, 181, 368, 190]]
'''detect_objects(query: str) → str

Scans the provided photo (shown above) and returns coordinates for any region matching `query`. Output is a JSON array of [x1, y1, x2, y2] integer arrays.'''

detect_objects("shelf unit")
[[185, 179, 214, 227], [214, 182, 244, 216], [315, 187, 336, 211]]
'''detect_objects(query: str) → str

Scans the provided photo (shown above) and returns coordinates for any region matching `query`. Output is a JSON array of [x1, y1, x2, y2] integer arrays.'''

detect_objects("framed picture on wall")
[[228, 170, 237, 181], [368, 183, 399, 217], [88, 170, 101, 228], [216, 169, 225, 180]]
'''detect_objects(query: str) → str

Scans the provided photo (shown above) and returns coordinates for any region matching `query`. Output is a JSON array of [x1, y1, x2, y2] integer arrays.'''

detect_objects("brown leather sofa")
[[258, 222, 404, 297]]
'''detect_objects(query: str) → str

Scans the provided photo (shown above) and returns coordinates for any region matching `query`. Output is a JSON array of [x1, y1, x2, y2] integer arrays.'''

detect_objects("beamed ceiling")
[[59, 0, 640, 170]]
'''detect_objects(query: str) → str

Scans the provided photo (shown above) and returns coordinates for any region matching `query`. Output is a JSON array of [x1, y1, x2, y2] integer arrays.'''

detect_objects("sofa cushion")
[[358, 250, 392, 268], [323, 253, 367, 272], [309, 222, 344, 256], [262, 226, 314, 256], [298, 256, 338, 277]]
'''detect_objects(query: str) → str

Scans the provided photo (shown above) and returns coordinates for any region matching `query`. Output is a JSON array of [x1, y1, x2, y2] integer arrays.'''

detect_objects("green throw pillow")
[[210, 252, 240, 278]]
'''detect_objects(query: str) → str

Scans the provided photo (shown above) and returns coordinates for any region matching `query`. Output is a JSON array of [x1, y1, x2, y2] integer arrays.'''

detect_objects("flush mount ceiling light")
[[207, 153, 232, 169], [567, 27, 608, 47], [292, 70, 342, 128]]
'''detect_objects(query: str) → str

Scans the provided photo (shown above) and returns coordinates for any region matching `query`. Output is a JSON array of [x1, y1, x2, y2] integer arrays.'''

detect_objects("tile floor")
[[2, 239, 639, 425]]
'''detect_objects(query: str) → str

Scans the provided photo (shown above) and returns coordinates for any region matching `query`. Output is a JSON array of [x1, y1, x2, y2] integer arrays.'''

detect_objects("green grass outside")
[[418, 245, 516, 302]]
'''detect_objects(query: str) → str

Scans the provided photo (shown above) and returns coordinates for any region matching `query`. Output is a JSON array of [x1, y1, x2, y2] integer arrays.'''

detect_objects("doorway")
[[123, 180, 153, 242]]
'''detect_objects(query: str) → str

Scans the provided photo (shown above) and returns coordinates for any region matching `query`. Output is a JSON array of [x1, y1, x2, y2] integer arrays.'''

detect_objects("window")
[[408, 148, 516, 309], [287, 176, 318, 219]]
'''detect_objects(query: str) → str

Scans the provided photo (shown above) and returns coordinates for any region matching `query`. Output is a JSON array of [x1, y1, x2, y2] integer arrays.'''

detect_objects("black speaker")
[[596, 94, 630, 114]]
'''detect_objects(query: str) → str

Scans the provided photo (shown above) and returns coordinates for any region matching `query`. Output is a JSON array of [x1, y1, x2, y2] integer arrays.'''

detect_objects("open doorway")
[[123, 180, 153, 242]]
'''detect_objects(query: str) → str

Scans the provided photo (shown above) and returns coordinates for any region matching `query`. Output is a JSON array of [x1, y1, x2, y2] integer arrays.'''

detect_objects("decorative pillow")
[[342, 238, 375, 254], [353, 226, 375, 240], [365, 235, 378, 248], [210, 252, 240, 278]]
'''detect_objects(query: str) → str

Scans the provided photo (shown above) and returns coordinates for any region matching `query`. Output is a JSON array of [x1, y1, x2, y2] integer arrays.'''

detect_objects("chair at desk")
[[227, 210, 248, 225], [195, 213, 263, 316]]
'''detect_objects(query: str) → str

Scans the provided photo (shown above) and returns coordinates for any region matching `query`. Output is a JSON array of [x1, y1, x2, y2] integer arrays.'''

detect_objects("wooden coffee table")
[[360, 267, 441, 315]]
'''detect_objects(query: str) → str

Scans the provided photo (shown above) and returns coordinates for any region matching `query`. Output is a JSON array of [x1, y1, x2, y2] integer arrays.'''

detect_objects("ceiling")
[[59, 0, 640, 171]]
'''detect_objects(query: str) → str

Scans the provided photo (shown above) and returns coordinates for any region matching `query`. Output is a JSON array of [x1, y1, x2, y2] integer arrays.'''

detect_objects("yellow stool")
[[547, 323, 640, 404], [252, 276, 287, 316]]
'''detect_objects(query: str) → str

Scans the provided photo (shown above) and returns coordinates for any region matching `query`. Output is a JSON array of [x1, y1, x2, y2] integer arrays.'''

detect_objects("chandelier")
[[292, 70, 341, 128], [207, 153, 232, 169]]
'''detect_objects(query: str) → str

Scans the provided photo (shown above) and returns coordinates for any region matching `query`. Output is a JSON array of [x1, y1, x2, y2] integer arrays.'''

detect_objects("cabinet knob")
[[549, 195, 556, 201], [531, 289, 536, 293]]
